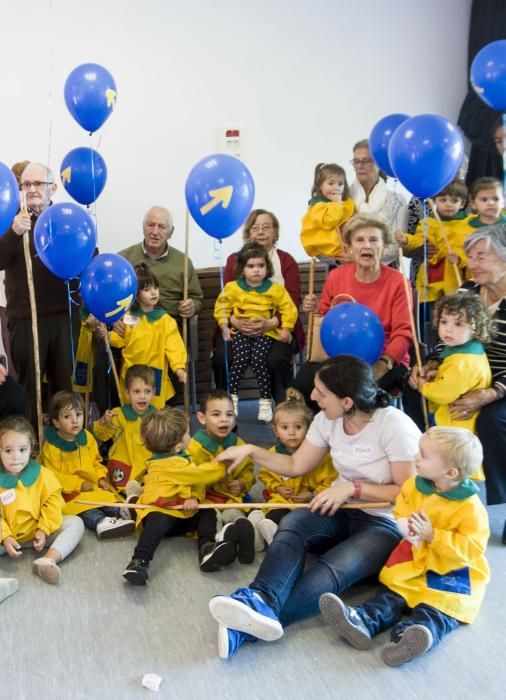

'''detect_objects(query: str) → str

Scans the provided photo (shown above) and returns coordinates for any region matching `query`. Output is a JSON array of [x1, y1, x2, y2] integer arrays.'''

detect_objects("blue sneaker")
[[319, 592, 372, 650], [209, 587, 283, 641], [217, 624, 256, 659]]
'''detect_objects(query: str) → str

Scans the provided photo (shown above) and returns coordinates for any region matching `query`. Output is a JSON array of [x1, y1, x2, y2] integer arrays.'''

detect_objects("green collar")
[[0, 459, 41, 488], [415, 475, 479, 500], [274, 442, 290, 456], [131, 307, 166, 322], [308, 196, 332, 206], [438, 211, 468, 221], [469, 213, 506, 228], [151, 450, 190, 461], [440, 340, 485, 359], [192, 429, 238, 454], [44, 425, 87, 452], [121, 404, 156, 421], [237, 277, 273, 294]]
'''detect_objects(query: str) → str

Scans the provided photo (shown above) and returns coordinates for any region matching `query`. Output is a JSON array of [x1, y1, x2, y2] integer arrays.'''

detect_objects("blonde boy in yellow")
[[320, 427, 489, 667], [188, 389, 256, 564], [92, 364, 156, 494], [41, 391, 135, 539]]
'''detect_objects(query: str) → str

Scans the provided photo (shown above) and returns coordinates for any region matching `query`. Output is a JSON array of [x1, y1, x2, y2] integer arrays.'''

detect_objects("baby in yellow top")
[[0, 416, 84, 585], [250, 388, 338, 547], [214, 242, 298, 423]]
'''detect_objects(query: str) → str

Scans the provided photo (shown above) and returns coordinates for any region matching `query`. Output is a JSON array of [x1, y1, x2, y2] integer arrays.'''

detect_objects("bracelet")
[[352, 479, 362, 500], [494, 384, 506, 400]]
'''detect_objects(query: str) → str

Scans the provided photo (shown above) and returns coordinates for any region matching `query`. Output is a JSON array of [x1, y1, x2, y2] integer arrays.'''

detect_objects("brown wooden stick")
[[20, 192, 43, 449], [104, 333, 123, 406], [182, 208, 190, 414], [305, 257, 316, 360], [74, 499, 392, 511], [427, 198, 462, 288], [398, 248, 429, 430]]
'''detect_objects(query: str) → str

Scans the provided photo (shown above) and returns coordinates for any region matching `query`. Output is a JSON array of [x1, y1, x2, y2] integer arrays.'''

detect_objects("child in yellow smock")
[[122, 408, 234, 585], [214, 243, 298, 423], [300, 162, 355, 262], [106, 263, 187, 409], [41, 391, 135, 539], [0, 416, 84, 584], [320, 427, 490, 667], [468, 177, 506, 230], [249, 388, 337, 547], [188, 389, 256, 564]]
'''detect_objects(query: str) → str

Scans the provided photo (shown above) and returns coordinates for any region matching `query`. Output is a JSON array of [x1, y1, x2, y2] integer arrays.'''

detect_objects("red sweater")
[[319, 263, 412, 367]]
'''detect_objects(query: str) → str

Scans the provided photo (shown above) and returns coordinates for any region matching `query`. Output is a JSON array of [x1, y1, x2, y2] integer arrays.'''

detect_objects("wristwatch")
[[379, 355, 394, 371]]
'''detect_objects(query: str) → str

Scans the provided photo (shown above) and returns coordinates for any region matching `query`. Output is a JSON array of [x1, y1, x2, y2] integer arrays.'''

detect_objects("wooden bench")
[[193, 261, 328, 406]]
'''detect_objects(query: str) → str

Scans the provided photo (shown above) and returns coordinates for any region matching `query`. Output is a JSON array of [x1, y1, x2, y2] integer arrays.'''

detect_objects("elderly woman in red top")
[[293, 213, 412, 409], [212, 209, 304, 408]]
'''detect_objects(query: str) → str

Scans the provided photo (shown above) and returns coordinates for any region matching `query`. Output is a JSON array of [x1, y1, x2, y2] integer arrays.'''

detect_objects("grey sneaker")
[[257, 398, 273, 423], [380, 624, 433, 666], [319, 592, 372, 650]]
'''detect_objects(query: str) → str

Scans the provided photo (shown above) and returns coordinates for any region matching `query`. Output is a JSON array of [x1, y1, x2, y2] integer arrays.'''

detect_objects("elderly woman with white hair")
[[408, 224, 506, 543]]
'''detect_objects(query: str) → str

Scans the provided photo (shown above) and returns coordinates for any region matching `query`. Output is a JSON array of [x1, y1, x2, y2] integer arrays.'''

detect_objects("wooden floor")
[[1, 402, 505, 700]]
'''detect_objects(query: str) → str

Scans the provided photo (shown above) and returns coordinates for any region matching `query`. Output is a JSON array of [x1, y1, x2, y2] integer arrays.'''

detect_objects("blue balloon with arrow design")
[[64, 63, 117, 133], [80, 254, 137, 323], [60, 147, 108, 205], [185, 154, 255, 240]]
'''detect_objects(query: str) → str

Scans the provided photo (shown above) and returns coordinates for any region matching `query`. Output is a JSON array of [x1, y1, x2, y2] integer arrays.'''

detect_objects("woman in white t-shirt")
[[209, 355, 421, 659]]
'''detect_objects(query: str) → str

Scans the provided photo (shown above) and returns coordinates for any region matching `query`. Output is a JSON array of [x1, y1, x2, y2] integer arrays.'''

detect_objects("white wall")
[[2, 0, 472, 268]]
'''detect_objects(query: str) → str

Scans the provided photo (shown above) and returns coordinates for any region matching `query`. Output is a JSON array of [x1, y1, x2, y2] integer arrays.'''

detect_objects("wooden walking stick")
[[103, 332, 123, 407], [427, 198, 462, 288], [182, 208, 190, 414], [305, 257, 317, 360], [75, 499, 392, 512], [399, 248, 429, 430], [20, 192, 43, 449]]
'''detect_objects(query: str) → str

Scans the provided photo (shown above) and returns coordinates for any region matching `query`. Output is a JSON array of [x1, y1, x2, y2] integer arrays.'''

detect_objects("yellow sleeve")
[[232, 457, 255, 494], [86, 432, 109, 482], [40, 443, 85, 494], [273, 285, 298, 330], [421, 358, 472, 406], [170, 459, 226, 487], [0, 512, 12, 540], [109, 330, 126, 349], [214, 282, 237, 326], [404, 219, 441, 263], [37, 470, 64, 535], [304, 455, 338, 493], [164, 315, 187, 371], [258, 467, 283, 492], [91, 418, 120, 442], [392, 479, 416, 519]]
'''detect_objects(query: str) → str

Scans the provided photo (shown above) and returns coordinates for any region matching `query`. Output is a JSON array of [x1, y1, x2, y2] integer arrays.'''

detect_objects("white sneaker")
[[258, 398, 273, 423], [231, 394, 239, 416], [258, 518, 278, 546], [247, 510, 266, 551], [96, 516, 135, 540]]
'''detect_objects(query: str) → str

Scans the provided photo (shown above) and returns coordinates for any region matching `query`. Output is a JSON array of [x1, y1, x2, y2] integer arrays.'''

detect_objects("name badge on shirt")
[[353, 445, 372, 457], [0, 489, 16, 505], [123, 314, 140, 327]]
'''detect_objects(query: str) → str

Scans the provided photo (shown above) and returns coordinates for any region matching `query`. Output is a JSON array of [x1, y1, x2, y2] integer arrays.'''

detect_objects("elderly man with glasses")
[[0, 162, 77, 424]]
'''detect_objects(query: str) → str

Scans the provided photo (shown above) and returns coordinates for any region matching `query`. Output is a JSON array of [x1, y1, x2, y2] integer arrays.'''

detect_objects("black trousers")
[[212, 333, 295, 404], [0, 374, 27, 419], [8, 311, 78, 425], [267, 508, 290, 525], [133, 509, 217, 563]]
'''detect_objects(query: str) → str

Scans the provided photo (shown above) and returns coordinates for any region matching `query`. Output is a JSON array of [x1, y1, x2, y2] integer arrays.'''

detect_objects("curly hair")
[[433, 293, 495, 344]]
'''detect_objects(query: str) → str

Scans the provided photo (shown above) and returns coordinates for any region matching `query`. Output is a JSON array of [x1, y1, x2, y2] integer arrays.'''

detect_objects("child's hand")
[[275, 486, 293, 499], [291, 490, 313, 503], [96, 323, 108, 340], [100, 410, 115, 426], [446, 252, 459, 265], [183, 497, 198, 513], [175, 368, 187, 383], [85, 314, 98, 331], [81, 481, 95, 492], [98, 478, 115, 493], [221, 325, 231, 342], [3, 536, 22, 558], [302, 294, 319, 313], [408, 509, 433, 542], [33, 529, 46, 552], [227, 479, 243, 496], [394, 229, 407, 245], [279, 328, 292, 344]]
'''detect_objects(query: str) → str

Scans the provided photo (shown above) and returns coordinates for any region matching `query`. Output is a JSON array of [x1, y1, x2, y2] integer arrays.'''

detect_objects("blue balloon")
[[34, 203, 97, 280], [471, 40, 506, 112], [185, 154, 255, 240], [60, 147, 107, 205], [0, 163, 20, 237], [369, 113, 410, 178], [64, 63, 117, 133], [320, 303, 385, 365], [80, 254, 137, 324], [388, 114, 464, 198]]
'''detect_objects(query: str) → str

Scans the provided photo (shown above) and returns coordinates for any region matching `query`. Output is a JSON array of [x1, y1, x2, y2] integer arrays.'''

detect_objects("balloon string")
[[89, 133, 102, 240], [421, 198, 428, 346], [67, 280, 77, 383], [215, 239, 231, 395]]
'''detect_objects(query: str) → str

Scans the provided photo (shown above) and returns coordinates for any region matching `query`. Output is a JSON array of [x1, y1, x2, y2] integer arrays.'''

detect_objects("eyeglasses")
[[350, 158, 374, 167], [250, 224, 274, 233], [20, 181, 54, 191]]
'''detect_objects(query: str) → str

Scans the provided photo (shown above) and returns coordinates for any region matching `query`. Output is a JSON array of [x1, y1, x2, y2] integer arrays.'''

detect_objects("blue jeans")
[[250, 508, 401, 626], [356, 586, 460, 647], [79, 507, 120, 531]]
